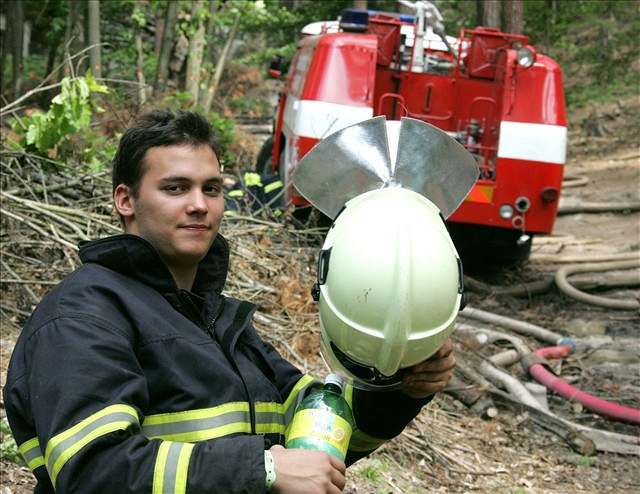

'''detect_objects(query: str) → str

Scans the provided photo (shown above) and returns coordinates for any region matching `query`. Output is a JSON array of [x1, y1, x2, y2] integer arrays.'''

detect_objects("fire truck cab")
[[258, 2, 567, 267]]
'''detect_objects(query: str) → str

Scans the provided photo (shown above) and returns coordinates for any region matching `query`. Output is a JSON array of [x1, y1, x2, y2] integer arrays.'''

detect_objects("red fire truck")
[[257, 2, 567, 267]]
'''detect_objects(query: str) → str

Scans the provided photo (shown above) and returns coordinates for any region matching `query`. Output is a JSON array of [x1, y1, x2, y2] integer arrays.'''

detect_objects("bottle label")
[[287, 409, 352, 458]]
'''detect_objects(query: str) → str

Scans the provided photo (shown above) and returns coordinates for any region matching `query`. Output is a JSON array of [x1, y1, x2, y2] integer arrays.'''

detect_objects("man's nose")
[[186, 191, 208, 214]]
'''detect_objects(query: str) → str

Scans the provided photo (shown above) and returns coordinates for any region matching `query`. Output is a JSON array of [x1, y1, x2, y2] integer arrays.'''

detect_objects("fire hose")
[[555, 258, 640, 311], [528, 345, 640, 425]]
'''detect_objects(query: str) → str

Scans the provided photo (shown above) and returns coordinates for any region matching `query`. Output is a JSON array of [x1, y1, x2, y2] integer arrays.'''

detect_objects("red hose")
[[528, 345, 640, 425]]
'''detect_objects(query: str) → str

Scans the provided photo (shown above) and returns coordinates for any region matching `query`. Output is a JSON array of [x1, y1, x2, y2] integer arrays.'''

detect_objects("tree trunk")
[[135, 33, 146, 105], [503, 0, 524, 34], [87, 0, 102, 77], [481, 0, 501, 28], [155, 0, 178, 93], [185, 0, 206, 106], [45, 30, 63, 82], [64, 0, 86, 76], [10, 0, 24, 98], [475, 0, 484, 27], [353, 0, 368, 9], [201, 12, 240, 114]]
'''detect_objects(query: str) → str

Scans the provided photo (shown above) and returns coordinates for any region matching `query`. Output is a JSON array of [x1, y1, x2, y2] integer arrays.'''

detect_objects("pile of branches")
[[2, 150, 639, 491]]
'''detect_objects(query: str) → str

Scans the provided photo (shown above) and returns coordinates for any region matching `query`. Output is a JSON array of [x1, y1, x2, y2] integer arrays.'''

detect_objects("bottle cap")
[[325, 373, 344, 390]]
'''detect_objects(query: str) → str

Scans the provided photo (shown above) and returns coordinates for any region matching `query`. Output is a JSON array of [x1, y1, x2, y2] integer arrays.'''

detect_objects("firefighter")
[[3, 110, 455, 494], [225, 171, 284, 219]]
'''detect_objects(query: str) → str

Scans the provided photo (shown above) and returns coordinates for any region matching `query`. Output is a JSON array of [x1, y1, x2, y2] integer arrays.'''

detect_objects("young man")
[[4, 110, 455, 493]]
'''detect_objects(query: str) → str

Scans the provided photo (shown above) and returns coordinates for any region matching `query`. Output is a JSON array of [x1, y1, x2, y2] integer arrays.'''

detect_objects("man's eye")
[[204, 185, 222, 196], [164, 184, 186, 193]]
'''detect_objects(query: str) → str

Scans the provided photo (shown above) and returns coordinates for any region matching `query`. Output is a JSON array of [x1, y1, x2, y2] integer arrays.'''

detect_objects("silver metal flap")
[[394, 118, 479, 218], [292, 116, 479, 219], [292, 117, 392, 219]]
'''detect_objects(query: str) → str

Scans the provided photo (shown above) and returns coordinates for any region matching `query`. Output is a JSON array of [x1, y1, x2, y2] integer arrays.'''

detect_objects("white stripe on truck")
[[497, 121, 567, 164], [283, 95, 373, 140]]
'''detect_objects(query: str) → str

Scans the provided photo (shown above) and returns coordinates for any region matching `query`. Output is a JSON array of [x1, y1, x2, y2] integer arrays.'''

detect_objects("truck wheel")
[[447, 223, 533, 273], [255, 136, 275, 175]]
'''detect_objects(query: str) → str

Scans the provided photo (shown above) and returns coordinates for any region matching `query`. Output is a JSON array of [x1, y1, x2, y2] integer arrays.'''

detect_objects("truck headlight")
[[499, 204, 514, 219], [517, 47, 536, 68]]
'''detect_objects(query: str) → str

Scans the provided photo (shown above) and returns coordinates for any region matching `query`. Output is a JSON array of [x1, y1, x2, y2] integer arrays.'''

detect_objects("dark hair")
[[112, 109, 221, 195]]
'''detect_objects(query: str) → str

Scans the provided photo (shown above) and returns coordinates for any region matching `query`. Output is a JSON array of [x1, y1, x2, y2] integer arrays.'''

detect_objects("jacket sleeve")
[[250, 326, 431, 465], [345, 386, 433, 465], [17, 315, 266, 494]]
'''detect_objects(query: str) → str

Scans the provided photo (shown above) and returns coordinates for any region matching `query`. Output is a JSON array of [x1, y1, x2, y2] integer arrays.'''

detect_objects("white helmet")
[[294, 117, 478, 390], [312, 187, 464, 390]]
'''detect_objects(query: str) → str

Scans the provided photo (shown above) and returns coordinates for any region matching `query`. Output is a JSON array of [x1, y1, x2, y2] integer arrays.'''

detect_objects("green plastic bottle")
[[285, 374, 354, 461]]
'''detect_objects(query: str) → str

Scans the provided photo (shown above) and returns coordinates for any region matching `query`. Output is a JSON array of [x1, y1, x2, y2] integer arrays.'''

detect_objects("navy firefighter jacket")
[[3, 233, 431, 493]]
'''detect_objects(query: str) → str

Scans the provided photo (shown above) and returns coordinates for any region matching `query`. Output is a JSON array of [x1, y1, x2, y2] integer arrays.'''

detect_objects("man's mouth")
[[181, 224, 210, 230]]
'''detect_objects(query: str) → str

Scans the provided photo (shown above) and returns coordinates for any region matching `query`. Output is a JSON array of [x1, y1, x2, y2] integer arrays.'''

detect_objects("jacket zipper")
[[206, 299, 257, 435]]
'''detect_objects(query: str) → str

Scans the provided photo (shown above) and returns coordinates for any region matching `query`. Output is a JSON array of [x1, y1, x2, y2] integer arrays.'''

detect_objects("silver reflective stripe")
[[143, 410, 249, 438], [22, 443, 43, 464], [255, 411, 285, 426], [163, 442, 182, 494], [46, 411, 138, 474]]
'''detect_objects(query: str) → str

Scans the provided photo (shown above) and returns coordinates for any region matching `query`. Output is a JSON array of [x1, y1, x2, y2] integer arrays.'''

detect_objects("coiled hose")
[[555, 258, 640, 310]]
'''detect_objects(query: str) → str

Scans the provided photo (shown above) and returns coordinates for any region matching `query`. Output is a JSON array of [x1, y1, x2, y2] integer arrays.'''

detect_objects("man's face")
[[117, 144, 224, 270]]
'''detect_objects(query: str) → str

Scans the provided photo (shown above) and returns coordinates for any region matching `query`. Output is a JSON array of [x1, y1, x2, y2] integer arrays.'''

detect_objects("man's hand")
[[401, 338, 456, 399], [269, 445, 346, 493]]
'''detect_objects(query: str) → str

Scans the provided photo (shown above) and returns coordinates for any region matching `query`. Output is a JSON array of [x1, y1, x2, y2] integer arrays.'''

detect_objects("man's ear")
[[114, 184, 136, 221]]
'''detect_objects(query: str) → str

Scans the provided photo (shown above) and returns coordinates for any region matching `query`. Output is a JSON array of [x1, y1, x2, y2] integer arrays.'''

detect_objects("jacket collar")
[[78, 233, 229, 296]]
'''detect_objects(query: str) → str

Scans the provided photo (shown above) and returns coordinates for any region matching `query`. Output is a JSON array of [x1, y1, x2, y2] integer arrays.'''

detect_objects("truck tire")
[[255, 136, 275, 175], [447, 223, 533, 272]]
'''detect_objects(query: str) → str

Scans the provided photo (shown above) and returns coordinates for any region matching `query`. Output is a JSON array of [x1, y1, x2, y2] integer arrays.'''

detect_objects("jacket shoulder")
[[22, 263, 154, 340]]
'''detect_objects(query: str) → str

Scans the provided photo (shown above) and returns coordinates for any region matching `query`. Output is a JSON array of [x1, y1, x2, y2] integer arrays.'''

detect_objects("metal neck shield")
[[291, 116, 479, 219]]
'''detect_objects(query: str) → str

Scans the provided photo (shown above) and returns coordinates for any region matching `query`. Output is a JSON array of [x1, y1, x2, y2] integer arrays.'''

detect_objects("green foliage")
[[229, 96, 271, 118], [523, 0, 639, 107], [358, 458, 388, 484], [11, 72, 109, 160], [0, 418, 24, 466], [208, 111, 237, 166], [237, 43, 297, 70]]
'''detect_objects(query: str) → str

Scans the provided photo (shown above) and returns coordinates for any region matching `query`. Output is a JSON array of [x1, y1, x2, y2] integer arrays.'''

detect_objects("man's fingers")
[[433, 338, 453, 359], [408, 354, 456, 374], [328, 454, 346, 474], [402, 379, 449, 397], [330, 467, 346, 490]]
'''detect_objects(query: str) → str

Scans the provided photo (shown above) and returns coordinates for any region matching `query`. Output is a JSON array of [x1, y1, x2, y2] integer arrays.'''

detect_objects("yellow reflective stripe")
[[153, 441, 171, 494], [153, 441, 194, 494], [344, 383, 354, 410], [263, 180, 283, 194], [45, 404, 139, 487], [146, 423, 251, 443], [175, 443, 194, 493], [283, 375, 317, 420], [254, 402, 286, 435], [227, 189, 244, 198], [143, 402, 251, 442], [18, 437, 45, 470], [144, 402, 249, 426], [243, 172, 262, 187]]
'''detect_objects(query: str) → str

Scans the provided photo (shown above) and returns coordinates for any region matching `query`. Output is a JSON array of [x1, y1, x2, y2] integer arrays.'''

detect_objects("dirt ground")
[[1, 98, 638, 492]]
